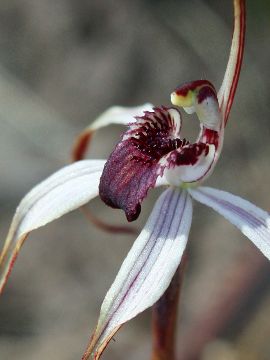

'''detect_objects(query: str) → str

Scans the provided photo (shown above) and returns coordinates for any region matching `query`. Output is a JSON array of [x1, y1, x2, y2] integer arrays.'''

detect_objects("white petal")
[[72, 103, 153, 160], [155, 175, 169, 187], [189, 186, 270, 259], [90, 103, 153, 131], [0, 160, 105, 293], [85, 188, 192, 359], [217, 0, 245, 123]]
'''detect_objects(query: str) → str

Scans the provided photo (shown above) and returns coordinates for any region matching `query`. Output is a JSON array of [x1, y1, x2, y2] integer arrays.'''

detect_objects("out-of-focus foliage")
[[0, 1, 270, 359]]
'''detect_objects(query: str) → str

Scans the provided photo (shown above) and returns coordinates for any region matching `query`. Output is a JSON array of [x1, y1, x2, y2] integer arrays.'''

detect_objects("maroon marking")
[[0, 246, 20, 295], [99, 138, 160, 221], [197, 86, 218, 104], [72, 131, 92, 161], [200, 128, 219, 148], [174, 80, 215, 97], [99, 107, 184, 221], [168, 143, 210, 167], [224, 0, 246, 124], [99, 106, 218, 221]]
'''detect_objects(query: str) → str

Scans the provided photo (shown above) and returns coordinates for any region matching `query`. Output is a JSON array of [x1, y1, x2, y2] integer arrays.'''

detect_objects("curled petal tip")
[[72, 130, 93, 162], [71, 104, 154, 161]]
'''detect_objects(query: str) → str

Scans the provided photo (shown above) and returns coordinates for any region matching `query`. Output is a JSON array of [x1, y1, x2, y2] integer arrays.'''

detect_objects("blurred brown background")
[[0, 0, 270, 359]]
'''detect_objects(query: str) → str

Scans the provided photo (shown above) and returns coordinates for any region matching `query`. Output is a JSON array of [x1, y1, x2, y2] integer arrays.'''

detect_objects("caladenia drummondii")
[[1, 1, 269, 359]]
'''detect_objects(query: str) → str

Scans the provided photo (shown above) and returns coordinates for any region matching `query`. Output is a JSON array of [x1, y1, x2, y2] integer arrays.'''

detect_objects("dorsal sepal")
[[171, 80, 222, 131]]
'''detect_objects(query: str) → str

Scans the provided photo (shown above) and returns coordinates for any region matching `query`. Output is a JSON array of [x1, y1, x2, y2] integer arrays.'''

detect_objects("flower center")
[[171, 80, 221, 131], [131, 132, 189, 162], [125, 106, 185, 163], [99, 80, 223, 221]]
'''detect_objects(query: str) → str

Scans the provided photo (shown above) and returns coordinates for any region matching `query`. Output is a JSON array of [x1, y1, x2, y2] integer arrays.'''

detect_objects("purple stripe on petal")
[[86, 188, 192, 358], [189, 186, 270, 259]]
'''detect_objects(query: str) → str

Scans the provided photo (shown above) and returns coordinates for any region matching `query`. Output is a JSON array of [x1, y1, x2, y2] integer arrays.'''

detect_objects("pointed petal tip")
[[0, 160, 105, 295], [84, 188, 192, 358], [82, 326, 121, 360], [125, 203, 141, 222]]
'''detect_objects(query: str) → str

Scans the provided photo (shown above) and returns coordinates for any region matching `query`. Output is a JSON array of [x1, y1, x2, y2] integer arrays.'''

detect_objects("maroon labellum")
[[99, 83, 223, 222], [99, 107, 183, 221]]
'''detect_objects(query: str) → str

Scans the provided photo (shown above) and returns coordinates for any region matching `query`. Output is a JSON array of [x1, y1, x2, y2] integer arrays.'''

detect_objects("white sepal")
[[217, 0, 245, 123], [72, 104, 153, 160], [86, 187, 192, 359], [90, 103, 153, 131], [189, 186, 270, 259], [0, 160, 105, 293]]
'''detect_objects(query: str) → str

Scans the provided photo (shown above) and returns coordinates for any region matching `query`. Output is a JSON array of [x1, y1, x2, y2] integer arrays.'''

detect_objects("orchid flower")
[[1, 0, 268, 359]]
